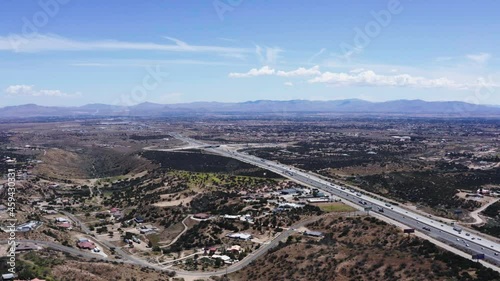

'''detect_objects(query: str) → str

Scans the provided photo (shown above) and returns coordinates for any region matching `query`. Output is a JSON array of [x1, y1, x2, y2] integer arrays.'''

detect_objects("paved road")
[[466, 198, 500, 225], [19, 133, 498, 277], [0, 216, 322, 278], [170, 133, 500, 267], [60, 210, 151, 266], [0, 239, 108, 261]]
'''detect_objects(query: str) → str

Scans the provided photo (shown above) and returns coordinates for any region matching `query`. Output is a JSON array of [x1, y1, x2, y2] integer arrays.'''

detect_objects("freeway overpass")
[[171, 133, 500, 267]]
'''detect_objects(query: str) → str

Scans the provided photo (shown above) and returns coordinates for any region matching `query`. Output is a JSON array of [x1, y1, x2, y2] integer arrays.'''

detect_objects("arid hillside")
[[230, 215, 500, 281], [34, 147, 152, 179]]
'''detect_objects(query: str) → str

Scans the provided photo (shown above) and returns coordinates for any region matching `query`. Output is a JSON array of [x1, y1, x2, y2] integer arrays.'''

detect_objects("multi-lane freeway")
[[6, 133, 499, 279], [171, 133, 500, 266]]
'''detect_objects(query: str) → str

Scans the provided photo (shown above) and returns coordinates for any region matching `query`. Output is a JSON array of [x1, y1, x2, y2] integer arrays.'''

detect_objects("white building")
[[226, 233, 253, 240]]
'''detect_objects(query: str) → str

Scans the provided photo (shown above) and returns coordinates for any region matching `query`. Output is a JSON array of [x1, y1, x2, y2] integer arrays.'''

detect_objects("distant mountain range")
[[1, 99, 499, 118]]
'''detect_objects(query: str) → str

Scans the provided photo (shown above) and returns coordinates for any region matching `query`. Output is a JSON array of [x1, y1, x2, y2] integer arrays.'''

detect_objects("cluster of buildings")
[[204, 245, 245, 264], [109, 207, 123, 220], [273, 202, 305, 213]]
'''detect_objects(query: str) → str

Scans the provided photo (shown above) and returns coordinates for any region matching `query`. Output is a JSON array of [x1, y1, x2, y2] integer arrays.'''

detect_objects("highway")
[[170, 133, 500, 266], [7, 133, 498, 278]]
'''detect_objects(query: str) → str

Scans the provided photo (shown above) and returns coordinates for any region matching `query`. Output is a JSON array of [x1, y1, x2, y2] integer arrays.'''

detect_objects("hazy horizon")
[[1, 98, 500, 108]]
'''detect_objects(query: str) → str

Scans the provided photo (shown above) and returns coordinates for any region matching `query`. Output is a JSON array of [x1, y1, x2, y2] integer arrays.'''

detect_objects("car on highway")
[[422, 227, 431, 231], [356, 193, 362, 197]]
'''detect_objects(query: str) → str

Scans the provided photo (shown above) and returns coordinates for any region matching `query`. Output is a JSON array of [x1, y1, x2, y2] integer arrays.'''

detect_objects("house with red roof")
[[77, 241, 95, 250]]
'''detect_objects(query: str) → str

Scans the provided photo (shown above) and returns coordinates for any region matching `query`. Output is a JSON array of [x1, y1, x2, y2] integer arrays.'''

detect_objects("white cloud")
[[229, 66, 275, 78], [277, 66, 321, 77], [228, 65, 499, 91], [4, 85, 77, 97], [466, 53, 491, 64], [308, 70, 471, 89], [0, 33, 251, 54], [230, 65, 321, 78]]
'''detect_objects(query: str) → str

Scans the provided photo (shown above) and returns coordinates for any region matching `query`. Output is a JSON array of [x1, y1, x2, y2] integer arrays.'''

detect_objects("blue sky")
[[1, 0, 499, 106]]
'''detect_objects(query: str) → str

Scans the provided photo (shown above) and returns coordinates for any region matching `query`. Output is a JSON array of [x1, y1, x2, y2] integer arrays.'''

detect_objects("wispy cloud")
[[70, 59, 240, 67], [466, 52, 491, 64], [162, 36, 194, 50], [4, 85, 79, 97], [0, 34, 251, 54], [284, 81, 294, 87]]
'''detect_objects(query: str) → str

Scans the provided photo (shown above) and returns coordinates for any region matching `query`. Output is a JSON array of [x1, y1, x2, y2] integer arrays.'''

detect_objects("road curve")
[[0, 216, 321, 278]]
